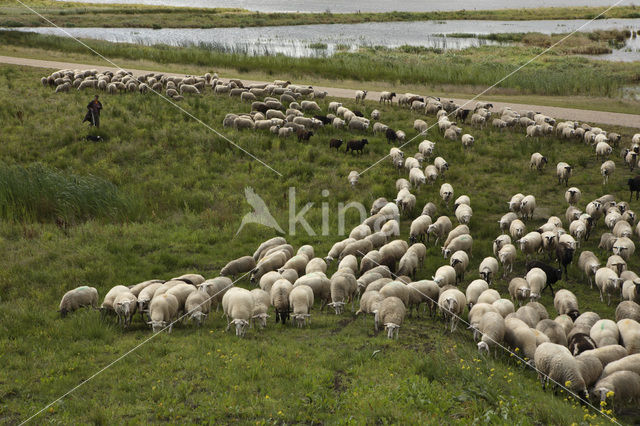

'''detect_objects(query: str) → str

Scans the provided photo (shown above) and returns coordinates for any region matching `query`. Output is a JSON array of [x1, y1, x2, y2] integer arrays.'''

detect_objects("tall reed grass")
[[0, 162, 138, 223]]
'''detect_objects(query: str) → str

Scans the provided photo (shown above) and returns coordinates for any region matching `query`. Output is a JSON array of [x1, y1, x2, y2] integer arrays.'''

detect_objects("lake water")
[[7, 18, 640, 59], [54, 0, 639, 13]]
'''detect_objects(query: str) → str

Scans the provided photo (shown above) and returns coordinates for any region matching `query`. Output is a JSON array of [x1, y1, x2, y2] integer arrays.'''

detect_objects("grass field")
[[3, 30, 640, 102], [0, 2, 639, 28], [1, 63, 640, 424]]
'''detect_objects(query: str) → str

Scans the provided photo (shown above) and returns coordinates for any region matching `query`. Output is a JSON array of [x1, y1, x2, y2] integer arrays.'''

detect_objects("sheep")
[[590, 319, 620, 347], [185, 289, 211, 325], [148, 293, 179, 333], [409, 167, 426, 190], [509, 219, 526, 240], [525, 268, 547, 302], [478, 257, 499, 285], [442, 234, 473, 259], [329, 271, 357, 314], [450, 250, 470, 284], [439, 183, 454, 206], [100, 285, 130, 315], [607, 254, 627, 276], [465, 279, 489, 309], [220, 287, 254, 337], [200, 277, 233, 311], [289, 285, 314, 328], [166, 282, 197, 312], [520, 195, 537, 220], [371, 296, 405, 339], [493, 298, 515, 318], [596, 267, 624, 306], [427, 216, 452, 245], [536, 319, 568, 346], [564, 187, 581, 206], [599, 232, 617, 252], [409, 215, 432, 244], [180, 84, 200, 95], [582, 345, 630, 370], [533, 343, 588, 399], [220, 256, 256, 278], [596, 141, 613, 159], [454, 204, 473, 225], [477, 312, 506, 356], [380, 281, 410, 307], [461, 134, 475, 149], [498, 244, 517, 277], [517, 231, 542, 259], [348, 170, 359, 187], [618, 319, 640, 354], [419, 140, 436, 157], [443, 224, 471, 249], [498, 212, 517, 233], [622, 279, 640, 304], [438, 288, 466, 332], [59, 286, 99, 317], [601, 353, 640, 380], [355, 90, 368, 103], [493, 234, 512, 257], [114, 291, 138, 328], [613, 237, 635, 261], [137, 282, 164, 318], [614, 220, 633, 239], [504, 317, 537, 362], [432, 265, 457, 288], [592, 371, 640, 408], [554, 289, 580, 321], [477, 289, 501, 306]]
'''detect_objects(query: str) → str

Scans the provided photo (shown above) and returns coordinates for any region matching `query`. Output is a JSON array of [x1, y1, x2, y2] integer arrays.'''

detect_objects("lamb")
[[442, 234, 473, 259], [450, 250, 470, 284], [592, 371, 640, 407], [520, 195, 537, 220], [533, 342, 588, 399], [59, 286, 99, 317], [477, 312, 506, 356], [526, 268, 547, 302], [596, 267, 623, 305], [438, 288, 466, 332], [220, 256, 256, 278], [553, 289, 580, 321], [289, 285, 314, 328], [590, 319, 620, 347], [148, 293, 179, 333], [185, 289, 211, 325], [329, 271, 357, 314], [478, 257, 499, 285], [114, 291, 138, 328]]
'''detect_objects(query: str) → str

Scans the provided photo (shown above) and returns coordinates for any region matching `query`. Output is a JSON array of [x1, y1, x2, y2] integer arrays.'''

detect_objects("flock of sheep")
[[47, 69, 640, 412]]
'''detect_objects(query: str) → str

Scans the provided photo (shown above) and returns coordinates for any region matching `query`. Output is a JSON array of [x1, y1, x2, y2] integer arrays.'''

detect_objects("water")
[[54, 0, 639, 13], [7, 18, 640, 59]]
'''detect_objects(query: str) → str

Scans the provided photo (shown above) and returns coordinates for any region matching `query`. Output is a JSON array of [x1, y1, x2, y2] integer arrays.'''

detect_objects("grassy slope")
[[0, 2, 639, 28], [0, 64, 639, 423], [2, 31, 640, 102]]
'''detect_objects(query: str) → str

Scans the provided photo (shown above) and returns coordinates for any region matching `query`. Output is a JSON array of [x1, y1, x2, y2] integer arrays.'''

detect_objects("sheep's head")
[[441, 248, 451, 259], [230, 319, 249, 337], [148, 320, 167, 333], [328, 301, 345, 315], [291, 313, 310, 328], [568, 310, 580, 321], [518, 287, 531, 300], [477, 341, 490, 355], [189, 311, 207, 325], [385, 323, 400, 339]]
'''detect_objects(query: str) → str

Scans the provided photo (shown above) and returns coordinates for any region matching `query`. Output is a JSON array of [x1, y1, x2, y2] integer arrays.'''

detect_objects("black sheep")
[[385, 128, 398, 144], [628, 176, 640, 201], [568, 333, 597, 356], [455, 108, 471, 123], [352, 110, 364, 117], [297, 129, 313, 142], [345, 139, 369, 155], [555, 242, 575, 280], [526, 260, 562, 296], [314, 115, 332, 125], [329, 138, 343, 151]]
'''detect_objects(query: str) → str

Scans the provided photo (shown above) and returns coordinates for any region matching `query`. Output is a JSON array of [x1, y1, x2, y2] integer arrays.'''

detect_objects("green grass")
[[3, 30, 640, 99], [1, 63, 640, 423], [0, 2, 639, 28]]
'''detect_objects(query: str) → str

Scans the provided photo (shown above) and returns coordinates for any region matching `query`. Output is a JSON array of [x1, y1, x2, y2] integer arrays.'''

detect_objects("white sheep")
[[595, 267, 623, 305], [329, 271, 357, 314], [518, 231, 542, 259], [520, 195, 537, 220], [564, 187, 581, 205], [432, 265, 457, 288], [590, 319, 620, 347], [526, 268, 547, 301], [592, 371, 640, 407], [439, 183, 454, 206], [553, 289, 580, 320], [148, 294, 179, 333], [438, 288, 466, 332], [466, 279, 489, 308], [185, 289, 211, 325], [114, 291, 137, 327], [509, 219, 526, 240], [355, 90, 368, 103], [477, 311, 505, 356], [450, 250, 470, 284], [223, 287, 255, 337], [618, 319, 640, 354], [289, 285, 314, 328], [498, 244, 517, 277], [461, 134, 475, 149], [442, 234, 473, 259], [478, 257, 499, 285], [613, 237, 636, 261], [374, 296, 406, 339], [534, 342, 588, 398], [59, 286, 99, 317], [556, 162, 572, 186], [493, 234, 512, 257], [455, 204, 473, 225], [530, 153, 548, 171]]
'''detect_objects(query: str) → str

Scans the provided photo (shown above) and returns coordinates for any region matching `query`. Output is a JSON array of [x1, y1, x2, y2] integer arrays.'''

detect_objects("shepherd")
[[83, 95, 102, 127]]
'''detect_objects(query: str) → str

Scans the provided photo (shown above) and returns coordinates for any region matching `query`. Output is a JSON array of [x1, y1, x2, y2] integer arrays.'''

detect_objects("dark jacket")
[[87, 100, 102, 114]]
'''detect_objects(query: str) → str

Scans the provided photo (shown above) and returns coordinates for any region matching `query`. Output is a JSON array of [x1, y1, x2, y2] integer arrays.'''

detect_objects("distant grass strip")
[[0, 3, 639, 28], [1, 30, 639, 97], [0, 162, 139, 223]]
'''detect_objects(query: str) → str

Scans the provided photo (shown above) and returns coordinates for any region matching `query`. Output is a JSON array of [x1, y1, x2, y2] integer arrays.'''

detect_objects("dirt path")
[[2, 55, 638, 129]]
